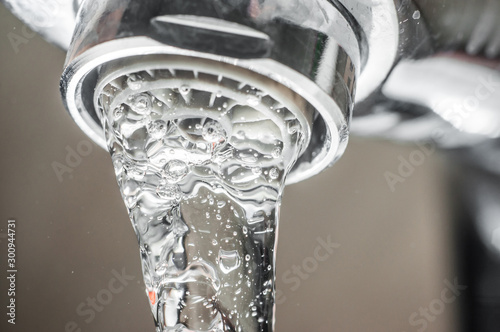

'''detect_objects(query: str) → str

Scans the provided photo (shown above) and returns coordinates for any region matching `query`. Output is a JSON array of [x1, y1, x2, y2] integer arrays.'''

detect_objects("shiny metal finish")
[[1, 0, 403, 183], [1, 0, 77, 49], [338, 0, 399, 102], [350, 0, 500, 147], [382, 56, 500, 144], [4, 0, 500, 152], [60, 0, 368, 184]]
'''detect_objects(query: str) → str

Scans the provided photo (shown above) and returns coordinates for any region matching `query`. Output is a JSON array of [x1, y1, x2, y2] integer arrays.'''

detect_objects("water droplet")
[[147, 120, 168, 140], [217, 201, 226, 208], [269, 168, 279, 180], [202, 120, 227, 143], [162, 160, 189, 183], [412, 10, 421, 20], [129, 93, 152, 115], [218, 250, 241, 274], [245, 254, 251, 261]]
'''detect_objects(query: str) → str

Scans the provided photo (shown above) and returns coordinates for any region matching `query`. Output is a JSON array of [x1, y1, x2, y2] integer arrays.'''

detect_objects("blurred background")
[[0, 3, 476, 332]]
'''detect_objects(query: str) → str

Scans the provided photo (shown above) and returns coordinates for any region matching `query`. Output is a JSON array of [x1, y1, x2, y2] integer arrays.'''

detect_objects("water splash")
[[98, 67, 307, 332]]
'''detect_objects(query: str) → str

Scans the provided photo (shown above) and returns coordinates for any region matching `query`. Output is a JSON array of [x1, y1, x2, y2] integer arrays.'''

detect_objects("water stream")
[[97, 64, 308, 332]]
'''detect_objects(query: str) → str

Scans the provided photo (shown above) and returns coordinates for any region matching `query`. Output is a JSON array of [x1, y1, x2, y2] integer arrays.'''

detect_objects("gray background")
[[0, 4, 458, 332]]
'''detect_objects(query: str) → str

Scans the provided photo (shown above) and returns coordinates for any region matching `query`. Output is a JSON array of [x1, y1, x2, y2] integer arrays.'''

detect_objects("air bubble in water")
[[269, 168, 279, 180], [113, 106, 124, 120], [218, 250, 241, 274], [287, 120, 300, 135], [162, 160, 189, 183], [179, 85, 191, 95], [247, 95, 261, 107], [147, 120, 168, 140], [125, 164, 146, 180], [127, 74, 142, 90], [156, 184, 181, 200], [202, 120, 227, 143], [251, 167, 262, 175], [129, 93, 152, 115], [271, 147, 281, 158]]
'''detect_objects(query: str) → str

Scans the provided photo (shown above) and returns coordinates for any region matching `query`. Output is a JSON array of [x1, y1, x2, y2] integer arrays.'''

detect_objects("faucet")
[[3, 0, 500, 331]]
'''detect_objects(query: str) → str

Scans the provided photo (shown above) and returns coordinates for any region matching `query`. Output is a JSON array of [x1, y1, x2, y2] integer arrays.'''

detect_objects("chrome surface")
[[4, 0, 500, 150], [1, 0, 76, 49], [0, 0, 403, 183], [59, 0, 368, 184]]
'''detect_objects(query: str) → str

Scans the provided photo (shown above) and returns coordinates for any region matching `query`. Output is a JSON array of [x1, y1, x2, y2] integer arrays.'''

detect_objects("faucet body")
[[5, 0, 500, 153]]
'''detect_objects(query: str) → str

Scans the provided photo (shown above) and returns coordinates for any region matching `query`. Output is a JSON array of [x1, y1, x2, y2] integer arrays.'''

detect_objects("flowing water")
[[97, 64, 308, 332]]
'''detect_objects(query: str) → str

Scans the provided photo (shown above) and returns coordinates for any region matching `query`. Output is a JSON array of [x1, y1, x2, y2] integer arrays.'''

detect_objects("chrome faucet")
[[3, 0, 500, 331]]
